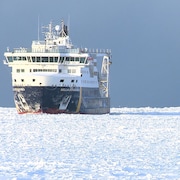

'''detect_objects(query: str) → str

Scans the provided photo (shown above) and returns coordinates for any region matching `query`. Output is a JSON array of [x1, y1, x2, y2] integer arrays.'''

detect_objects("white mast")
[[67, 15, 70, 36]]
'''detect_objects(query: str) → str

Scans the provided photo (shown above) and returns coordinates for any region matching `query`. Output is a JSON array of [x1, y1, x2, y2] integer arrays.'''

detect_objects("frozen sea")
[[0, 107, 179, 180]]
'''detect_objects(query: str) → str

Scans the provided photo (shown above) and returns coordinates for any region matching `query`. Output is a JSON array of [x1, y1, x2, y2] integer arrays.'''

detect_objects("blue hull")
[[13, 86, 110, 114]]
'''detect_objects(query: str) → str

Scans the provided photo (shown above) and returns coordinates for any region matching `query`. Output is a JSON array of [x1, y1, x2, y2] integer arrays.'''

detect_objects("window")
[[72, 69, 76, 73], [13, 57, 17, 61], [66, 57, 70, 61], [71, 80, 74, 83], [49, 57, 58, 62], [14, 79, 16, 82], [42, 57, 48, 62], [33, 69, 57, 72], [32, 79, 35, 82], [75, 57, 79, 61], [60, 79, 64, 83], [7, 57, 13, 62], [21, 79, 24, 82], [55, 57, 58, 62], [16, 69, 24, 73], [27, 57, 31, 62], [80, 57, 85, 63], [59, 69, 62, 73], [60, 57, 64, 63], [50, 57, 53, 62], [37, 57, 40, 62], [32, 57, 35, 62], [68, 69, 76, 73], [70, 57, 74, 61], [16, 56, 26, 61]]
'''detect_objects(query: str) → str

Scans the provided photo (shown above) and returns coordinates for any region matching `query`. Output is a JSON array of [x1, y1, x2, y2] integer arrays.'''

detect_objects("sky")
[[0, 0, 180, 108]]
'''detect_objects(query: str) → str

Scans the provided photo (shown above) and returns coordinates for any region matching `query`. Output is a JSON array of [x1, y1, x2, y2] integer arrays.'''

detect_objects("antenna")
[[38, 15, 40, 41], [67, 14, 70, 35]]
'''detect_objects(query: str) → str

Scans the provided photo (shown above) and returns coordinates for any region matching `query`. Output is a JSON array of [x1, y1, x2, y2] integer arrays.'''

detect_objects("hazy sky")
[[0, 0, 180, 107]]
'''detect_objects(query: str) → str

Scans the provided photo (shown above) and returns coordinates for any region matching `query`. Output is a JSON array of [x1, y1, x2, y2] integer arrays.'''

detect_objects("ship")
[[3, 20, 112, 114]]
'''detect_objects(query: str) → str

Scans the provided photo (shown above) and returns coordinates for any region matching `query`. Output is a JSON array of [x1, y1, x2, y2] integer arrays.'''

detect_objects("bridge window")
[[7, 57, 13, 62], [80, 57, 85, 63], [31, 56, 59, 63], [14, 56, 26, 61], [49, 57, 58, 62], [32, 57, 35, 62], [70, 57, 74, 61], [42, 57, 48, 62], [50, 57, 53, 62], [75, 57, 79, 61], [60, 57, 64, 63], [37, 57, 40, 62], [64, 57, 77, 62], [27, 57, 31, 62], [55, 57, 58, 62], [13, 57, 17, 61], [66, 57, 70, 61]]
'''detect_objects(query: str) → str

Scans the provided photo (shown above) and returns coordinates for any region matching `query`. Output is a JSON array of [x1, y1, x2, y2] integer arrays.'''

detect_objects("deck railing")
[[13, 47, 111, 55]]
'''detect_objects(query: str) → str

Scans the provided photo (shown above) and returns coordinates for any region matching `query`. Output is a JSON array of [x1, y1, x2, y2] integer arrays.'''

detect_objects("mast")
[[60, 20, 68, 37], [38, 16, 40, 41]]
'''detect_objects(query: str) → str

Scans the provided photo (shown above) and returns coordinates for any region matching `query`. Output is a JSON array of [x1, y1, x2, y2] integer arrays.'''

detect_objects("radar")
[[55, 25, 60, 31]]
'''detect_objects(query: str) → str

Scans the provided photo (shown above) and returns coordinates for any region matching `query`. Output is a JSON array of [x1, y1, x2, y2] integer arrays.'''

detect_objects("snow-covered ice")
[[0, 107, 179, 179]]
